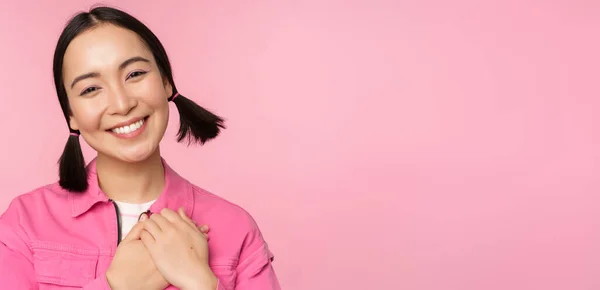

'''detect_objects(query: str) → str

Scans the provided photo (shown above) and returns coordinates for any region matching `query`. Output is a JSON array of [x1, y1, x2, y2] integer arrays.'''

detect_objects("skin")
[[61, 23, 217, 290]]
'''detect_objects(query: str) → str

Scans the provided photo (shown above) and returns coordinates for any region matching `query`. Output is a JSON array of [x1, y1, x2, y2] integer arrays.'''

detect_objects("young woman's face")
[[62, 23, 172, 163]]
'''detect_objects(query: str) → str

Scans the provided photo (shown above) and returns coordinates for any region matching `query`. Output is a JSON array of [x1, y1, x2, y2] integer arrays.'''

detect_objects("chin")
[[119, 154, 152, 163], [116, 142, 159, 163]]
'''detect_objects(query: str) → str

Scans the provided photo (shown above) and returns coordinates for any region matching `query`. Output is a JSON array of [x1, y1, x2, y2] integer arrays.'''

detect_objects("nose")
[[106, 88, 137, 116]]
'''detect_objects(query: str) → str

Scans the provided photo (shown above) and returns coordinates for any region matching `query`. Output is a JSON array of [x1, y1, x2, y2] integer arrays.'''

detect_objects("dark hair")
[[54, 6, 225, 192]]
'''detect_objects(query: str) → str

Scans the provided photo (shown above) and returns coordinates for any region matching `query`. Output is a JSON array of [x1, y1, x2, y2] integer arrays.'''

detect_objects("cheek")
[[141, 74, 169, 105], [149, 99, 170, 129], [70, 101, 103, 130], [143, 93, 168, 108], [139, 77, 170, 111]]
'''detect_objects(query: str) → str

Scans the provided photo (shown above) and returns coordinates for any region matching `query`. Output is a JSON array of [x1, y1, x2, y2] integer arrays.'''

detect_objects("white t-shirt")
[[114, 199, 155, 238]]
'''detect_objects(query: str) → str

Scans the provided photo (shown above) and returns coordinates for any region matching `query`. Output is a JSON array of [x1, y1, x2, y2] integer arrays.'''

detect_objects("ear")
[[69, 117, 79, 131], [163, 78, 173, 99]]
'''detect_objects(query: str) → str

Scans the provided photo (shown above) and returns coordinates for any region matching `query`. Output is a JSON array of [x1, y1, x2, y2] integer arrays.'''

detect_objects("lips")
[[107, 116, 148, 135]]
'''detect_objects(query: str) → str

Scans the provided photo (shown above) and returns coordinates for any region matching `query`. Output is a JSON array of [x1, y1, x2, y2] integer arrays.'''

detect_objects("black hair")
[[54, 6, 225, 192]]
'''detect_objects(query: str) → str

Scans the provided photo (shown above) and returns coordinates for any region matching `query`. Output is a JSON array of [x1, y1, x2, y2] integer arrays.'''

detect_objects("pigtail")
[[58, 130, 88, 192], [169, 93, 225, 145]]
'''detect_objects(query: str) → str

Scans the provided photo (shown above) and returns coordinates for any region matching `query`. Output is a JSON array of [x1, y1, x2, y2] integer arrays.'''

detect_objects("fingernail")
[[139, 213, 147, 221]]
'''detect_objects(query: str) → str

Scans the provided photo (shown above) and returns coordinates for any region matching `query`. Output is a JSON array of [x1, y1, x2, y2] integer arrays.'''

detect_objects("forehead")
[[63, 24, 152, 77]]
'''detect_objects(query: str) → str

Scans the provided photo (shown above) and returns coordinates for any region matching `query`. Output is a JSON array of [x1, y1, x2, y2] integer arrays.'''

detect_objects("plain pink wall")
[[1, 0, 599, 289]]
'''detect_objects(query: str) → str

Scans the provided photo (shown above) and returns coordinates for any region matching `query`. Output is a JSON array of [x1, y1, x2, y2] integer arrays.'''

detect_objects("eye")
[[127, 70, 147, 80], [80, 86, 99, 96]]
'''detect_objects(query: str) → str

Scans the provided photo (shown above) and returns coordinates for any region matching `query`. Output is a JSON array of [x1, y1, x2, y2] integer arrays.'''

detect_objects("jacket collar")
[[70, 158, 194, 217]]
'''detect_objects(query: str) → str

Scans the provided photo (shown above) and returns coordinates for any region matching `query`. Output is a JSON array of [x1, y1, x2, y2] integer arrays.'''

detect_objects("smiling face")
[[62, 23, 172, 163]]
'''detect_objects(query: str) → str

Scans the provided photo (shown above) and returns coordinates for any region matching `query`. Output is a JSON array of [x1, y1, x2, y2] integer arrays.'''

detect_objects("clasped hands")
[[106, 208, 217, 290]]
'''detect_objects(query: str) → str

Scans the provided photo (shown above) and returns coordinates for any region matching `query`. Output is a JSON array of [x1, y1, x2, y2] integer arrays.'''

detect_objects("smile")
[[107, 116, 149, 138], [111, 118, 145, 134]]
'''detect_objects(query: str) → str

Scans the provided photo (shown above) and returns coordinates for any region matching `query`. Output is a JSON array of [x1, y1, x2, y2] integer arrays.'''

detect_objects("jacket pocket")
[[31, 242, 99, 288], [210, 257, 238, 290]]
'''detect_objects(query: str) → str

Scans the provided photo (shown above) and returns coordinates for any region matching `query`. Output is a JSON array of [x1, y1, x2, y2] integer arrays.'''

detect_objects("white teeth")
[[111, 119, 145, 135]]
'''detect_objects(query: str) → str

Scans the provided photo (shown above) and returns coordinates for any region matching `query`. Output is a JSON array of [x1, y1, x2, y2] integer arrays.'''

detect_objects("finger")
[[137, 210, 151, 221], [178, 207, 200, 232], [121, 220, 146, 242], [149, 211, 173, 232], [178, 207, 193, 223], [160, 208, 184, 224], [198, 225, 210, 240], [143, 218, 163, 238], [140, 230, 155, 247], [159, 208, 193, 232], [169, 207, 197, 232], [198, 224, 210, 234]]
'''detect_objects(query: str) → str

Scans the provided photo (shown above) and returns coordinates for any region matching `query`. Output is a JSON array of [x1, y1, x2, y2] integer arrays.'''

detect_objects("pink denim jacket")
[[0, 159, 280, 290]]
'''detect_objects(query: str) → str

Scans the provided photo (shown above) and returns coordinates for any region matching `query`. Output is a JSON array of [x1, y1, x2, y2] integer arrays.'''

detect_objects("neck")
[[95, 149, 165, 203]]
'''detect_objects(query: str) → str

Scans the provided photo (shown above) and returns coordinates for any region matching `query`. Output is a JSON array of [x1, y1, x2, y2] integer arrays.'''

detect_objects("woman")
[[0, 6, 280, 290]]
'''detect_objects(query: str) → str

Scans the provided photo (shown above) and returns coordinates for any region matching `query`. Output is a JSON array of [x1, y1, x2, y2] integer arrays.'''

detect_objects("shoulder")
[[188, 184, 273, 254], [1, 183, 69, 225], [188, 185, 277, 275], [0, 184, 61, 246], [189, 184, 261, 230]]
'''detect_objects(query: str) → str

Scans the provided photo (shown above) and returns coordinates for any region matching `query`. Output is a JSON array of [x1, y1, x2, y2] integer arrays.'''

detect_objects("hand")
[[140, 208, 217, 290], [106, 222, 169, 290], [105, 215, 211, 290]]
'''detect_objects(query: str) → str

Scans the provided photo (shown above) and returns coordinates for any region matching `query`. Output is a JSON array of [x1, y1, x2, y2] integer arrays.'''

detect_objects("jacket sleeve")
[[0, 240, 37, 287], [0, 198, 111, 290], [0, 199, 38, 289], [234, 222, 281, 290]]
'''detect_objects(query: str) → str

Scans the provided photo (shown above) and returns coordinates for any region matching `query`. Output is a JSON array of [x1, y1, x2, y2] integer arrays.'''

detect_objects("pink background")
[[1, 0, 599, 289]]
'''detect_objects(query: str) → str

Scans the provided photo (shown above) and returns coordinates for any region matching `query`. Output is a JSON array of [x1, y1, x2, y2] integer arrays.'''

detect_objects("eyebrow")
[[70, 56, 151, 89]]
